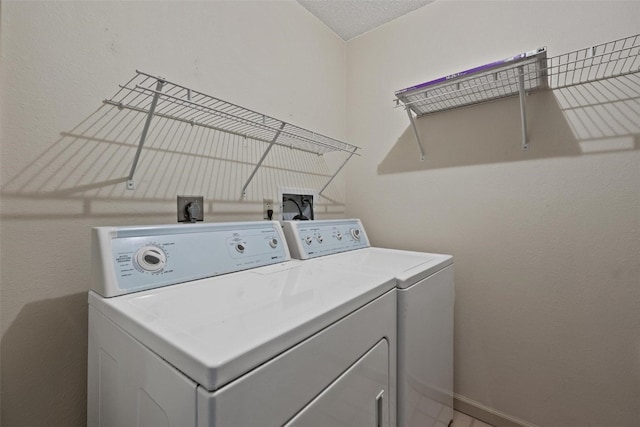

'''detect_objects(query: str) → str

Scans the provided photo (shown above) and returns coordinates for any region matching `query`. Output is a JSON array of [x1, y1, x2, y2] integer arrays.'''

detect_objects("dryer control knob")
[[305, 236, 313, 245], [135, 246, 167, 272], [269, 238, 279, 249], [335, 232, 343, 241], [350, 228, 361, 240], [235, 243, 246, 254], [317, 235, 324, 244]]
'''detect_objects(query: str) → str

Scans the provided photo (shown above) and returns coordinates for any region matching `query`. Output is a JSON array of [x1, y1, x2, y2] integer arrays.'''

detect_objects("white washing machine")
[[282, 219, 454, 427], [88, 221, 397, 427]]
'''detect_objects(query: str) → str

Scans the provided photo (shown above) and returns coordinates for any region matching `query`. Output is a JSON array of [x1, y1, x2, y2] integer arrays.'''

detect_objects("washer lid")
[[89, 259, 395, 391], [315, 247, 452, 289]]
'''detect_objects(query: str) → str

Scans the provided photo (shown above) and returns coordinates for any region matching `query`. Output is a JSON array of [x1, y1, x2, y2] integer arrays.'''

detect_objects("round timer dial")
[[135, 246, 167, 272], [350, 228, 361, 240]]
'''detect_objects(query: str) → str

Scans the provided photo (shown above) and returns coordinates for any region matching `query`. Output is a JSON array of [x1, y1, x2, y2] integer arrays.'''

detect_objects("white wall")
[[346, 1, 640, 426], [0, 1, 346, 425]]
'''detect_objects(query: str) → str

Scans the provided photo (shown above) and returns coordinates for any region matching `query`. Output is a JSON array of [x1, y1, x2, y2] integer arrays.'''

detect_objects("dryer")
[[88, 221, 397, 427], [282, 219, 454, 427]]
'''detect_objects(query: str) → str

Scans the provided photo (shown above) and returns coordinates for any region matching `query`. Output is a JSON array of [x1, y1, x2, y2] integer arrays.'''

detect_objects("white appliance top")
[[313, 247, 452, 289], [282, 219, 452, 288], [89, 221, 395, 391]]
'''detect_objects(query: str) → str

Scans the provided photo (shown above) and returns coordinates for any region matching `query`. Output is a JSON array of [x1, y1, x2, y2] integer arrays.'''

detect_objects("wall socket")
[[263, 198, 273, 220], [177, 195, 204, 223]]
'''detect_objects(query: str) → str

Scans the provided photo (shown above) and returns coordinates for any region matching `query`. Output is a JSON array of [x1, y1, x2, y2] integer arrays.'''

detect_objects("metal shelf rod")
[[318, 148, 357, 196], [242, 122, 286, 197], [127, 79, 164, 189], [406, 108, 425, 161], [517, 66, 529, 151]]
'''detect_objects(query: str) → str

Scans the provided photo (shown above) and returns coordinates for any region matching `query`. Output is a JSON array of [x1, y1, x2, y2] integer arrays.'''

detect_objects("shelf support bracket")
[[127, 78, 165, 189], [318, 148, 357, 196], [517, 65, 529, 151], [406, 107, 425, 161], [241, 122, 286, 197]]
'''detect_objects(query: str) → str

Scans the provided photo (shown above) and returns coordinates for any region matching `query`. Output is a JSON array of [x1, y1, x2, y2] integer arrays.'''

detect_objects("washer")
[[88, 221, 397, 427], [282, 219, 454, 427]]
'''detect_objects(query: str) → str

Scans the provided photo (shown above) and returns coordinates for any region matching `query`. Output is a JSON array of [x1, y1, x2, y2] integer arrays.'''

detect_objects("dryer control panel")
[[92, 221, 290, 297], [282, 219, 370, 260]]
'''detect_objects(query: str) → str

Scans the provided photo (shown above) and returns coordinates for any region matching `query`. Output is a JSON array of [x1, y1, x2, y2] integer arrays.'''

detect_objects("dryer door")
[[285, 339, 389, 427]]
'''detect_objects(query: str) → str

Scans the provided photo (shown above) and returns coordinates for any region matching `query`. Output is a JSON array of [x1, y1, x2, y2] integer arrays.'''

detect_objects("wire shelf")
[[104, 70, 359, 194], [393, 33, 640, 157], [395, 34, 640, 117], [548, 34, 640, 89], [105, 70, 358, 156], [395, 48, 548, 116]]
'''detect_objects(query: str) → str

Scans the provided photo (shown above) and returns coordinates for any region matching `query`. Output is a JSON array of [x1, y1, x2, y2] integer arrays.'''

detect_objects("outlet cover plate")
[[263, 198, 273, 220], [177, 195, 204, 222]]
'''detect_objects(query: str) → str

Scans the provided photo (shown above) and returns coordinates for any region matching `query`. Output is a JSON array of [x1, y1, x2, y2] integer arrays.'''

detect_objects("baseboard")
[[454, 394, 539, 427]]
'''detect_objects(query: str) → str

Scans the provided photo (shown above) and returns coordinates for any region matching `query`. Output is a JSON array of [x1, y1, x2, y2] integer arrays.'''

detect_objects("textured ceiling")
[[298, 0, 435, 41]]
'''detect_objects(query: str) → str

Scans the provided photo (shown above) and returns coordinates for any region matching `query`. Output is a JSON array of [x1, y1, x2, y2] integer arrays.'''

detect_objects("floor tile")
[[451, 410, 494, 427], [452, 411, 474, 427]]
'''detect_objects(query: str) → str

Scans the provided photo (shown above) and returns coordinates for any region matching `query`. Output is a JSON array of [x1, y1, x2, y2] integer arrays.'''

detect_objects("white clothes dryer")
[[282, 219, 454, 427], [88, 221, 397, 427]]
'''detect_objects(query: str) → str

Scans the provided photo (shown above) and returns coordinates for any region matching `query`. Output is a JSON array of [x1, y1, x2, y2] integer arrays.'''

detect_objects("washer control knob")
[[350, 228, 361, 240], [235, 243, 246, 253], [269, 238, 279, 249], [135, 246, 166, 272], [335, 232, 343, 241], [316, 235, 324, 244], [305, 236, 313, 245]]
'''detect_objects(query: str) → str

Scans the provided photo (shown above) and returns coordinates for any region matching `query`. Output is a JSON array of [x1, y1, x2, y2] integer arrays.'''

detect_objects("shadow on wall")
[[0, 293, 88, 427], [379, 74, 640, 174], [1, 102, 346, 221]]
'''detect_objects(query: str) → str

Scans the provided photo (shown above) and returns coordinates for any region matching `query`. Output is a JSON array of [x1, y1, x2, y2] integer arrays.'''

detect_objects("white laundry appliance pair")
[[282, 219, 454, 427], [87, 221, 397, 427]]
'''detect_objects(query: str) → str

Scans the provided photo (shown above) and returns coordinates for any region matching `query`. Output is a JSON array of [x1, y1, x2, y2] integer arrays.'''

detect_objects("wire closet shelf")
[[105, 70, 360, 194], [395, 48, 548, 117], [394, 33, 640, 155], [547, 34, 640, 89]]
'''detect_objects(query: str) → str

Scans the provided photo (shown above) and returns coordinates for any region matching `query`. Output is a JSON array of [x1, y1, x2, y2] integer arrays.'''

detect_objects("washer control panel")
[[92, 221, 289, 297], [282, 219, 370, 260]]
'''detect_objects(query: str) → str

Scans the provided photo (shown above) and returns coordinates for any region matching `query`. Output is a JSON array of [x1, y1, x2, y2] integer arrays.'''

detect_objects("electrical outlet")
[[263, 198, 273, 220], [177, 196, 204, 223]]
